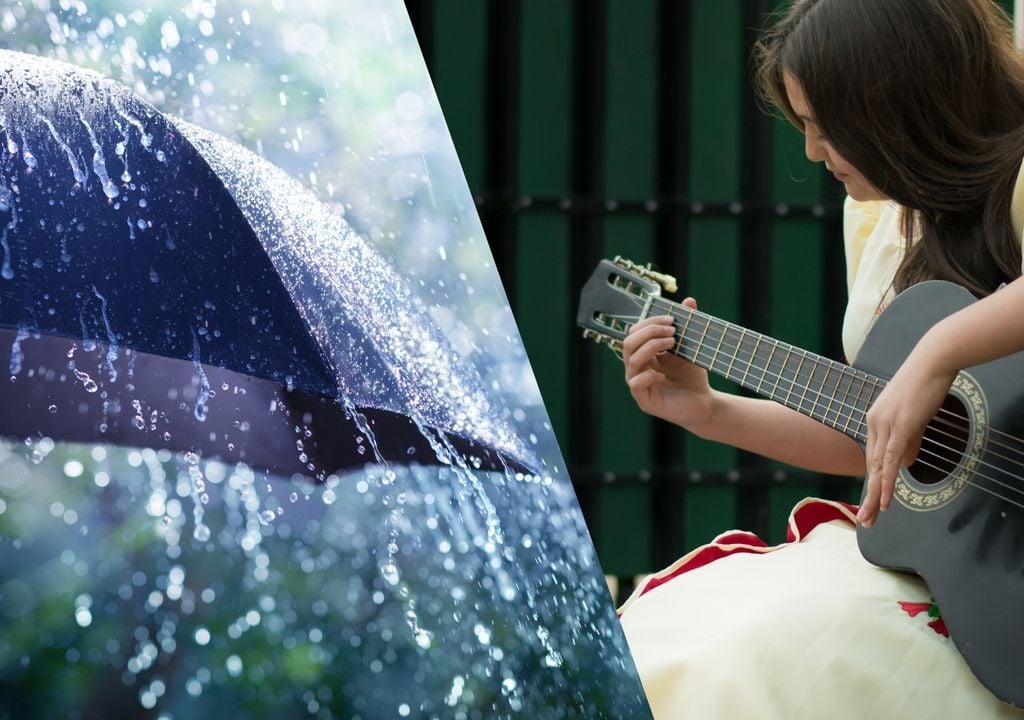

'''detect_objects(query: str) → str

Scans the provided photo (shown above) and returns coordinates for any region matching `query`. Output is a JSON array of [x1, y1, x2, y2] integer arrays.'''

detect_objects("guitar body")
[[855, 280, 1024, 707]]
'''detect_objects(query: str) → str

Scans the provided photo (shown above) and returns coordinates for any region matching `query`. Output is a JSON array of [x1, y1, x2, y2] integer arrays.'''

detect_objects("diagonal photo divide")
[[0, 1, 652, 718]]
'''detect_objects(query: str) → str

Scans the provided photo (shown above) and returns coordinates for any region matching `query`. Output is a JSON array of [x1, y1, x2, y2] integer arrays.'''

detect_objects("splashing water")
[[190, 328, 210, 423], [8, 327, 29, 376], [91, 286, 119, 383]]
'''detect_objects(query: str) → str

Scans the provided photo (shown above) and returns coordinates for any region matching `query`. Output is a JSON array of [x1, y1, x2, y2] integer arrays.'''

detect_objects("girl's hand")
[[621, 299, 715, 431], [859, 340, 957, 527]]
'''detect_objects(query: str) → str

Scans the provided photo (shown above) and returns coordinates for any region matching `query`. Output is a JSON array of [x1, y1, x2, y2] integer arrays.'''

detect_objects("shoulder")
[[842, 197, 901, 283]]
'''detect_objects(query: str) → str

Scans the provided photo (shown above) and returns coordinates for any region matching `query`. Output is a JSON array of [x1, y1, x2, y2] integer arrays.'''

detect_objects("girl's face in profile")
[[783, 71, 886, 202]]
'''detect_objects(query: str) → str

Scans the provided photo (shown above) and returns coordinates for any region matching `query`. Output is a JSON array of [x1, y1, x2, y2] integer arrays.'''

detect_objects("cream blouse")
[[841, 165, 1024, 363]]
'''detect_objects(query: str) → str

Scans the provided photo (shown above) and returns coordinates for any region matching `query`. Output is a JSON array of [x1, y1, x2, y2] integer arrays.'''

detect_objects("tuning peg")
[[612, 256, 678, 294]]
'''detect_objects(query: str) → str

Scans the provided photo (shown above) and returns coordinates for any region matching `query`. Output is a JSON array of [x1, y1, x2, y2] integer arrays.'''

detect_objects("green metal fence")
[[406, 0, 1016, 595]]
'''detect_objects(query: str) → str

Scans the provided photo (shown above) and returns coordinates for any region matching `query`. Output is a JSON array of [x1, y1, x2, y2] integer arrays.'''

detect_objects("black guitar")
[[577, 257, 1024, 708]]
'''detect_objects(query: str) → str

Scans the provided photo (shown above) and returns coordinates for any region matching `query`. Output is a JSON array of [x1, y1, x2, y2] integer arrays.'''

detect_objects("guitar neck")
[[650, 296, 883, 444]]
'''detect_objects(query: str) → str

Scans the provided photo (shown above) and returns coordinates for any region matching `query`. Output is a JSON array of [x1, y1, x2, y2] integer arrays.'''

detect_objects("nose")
[[804, 133, 828, 164]]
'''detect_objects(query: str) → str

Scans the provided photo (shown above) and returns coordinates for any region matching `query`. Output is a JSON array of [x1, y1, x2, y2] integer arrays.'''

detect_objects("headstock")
[[576, 257, 678, 356]]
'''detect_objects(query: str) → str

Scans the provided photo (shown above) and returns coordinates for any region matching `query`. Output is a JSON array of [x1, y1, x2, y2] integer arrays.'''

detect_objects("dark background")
[[403, 0, 1017, 597]]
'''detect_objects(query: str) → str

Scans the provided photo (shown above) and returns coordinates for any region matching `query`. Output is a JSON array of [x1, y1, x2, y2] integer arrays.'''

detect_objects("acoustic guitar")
[[577, 256, 1024, 707]]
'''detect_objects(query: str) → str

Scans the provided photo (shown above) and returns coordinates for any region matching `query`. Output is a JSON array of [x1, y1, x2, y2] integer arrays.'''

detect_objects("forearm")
[[692, 391, 866, 476], [924, 276, 1024, 371]]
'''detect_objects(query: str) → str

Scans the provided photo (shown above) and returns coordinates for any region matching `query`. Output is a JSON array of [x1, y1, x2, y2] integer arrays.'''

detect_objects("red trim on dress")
[[617, 497, 859, 616]]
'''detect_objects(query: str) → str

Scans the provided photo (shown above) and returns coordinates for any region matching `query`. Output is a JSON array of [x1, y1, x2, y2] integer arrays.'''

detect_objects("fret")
[[811, 358, 835, 421], [692, 315, 714, 368], [768, 340, 790, 401], [847, 372, 870, 440], [707, 320, 729, 375], [798, 356, 816, 420], [758, 339, 780, 396], [786, 351, 807, 411], [822, 363, 844, 429], [775, 345, 799, 407], [743, 333, 762, 390], [794, 351, 818, 417], [724, 326, 743, 383], [835, 368, 860, 430], [674, 309, 694, 358]]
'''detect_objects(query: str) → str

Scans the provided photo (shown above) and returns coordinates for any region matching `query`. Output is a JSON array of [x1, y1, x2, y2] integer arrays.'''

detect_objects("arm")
[[861, 276, 1024, 526], [699, 393, 865, 476]]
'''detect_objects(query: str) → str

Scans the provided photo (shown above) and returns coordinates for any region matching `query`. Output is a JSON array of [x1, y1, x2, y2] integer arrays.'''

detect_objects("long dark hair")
[[755, 0, 1024, 297]]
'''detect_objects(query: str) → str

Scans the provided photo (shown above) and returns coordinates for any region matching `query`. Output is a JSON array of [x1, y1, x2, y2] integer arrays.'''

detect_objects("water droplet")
[[193, 524, 210, 542], [322, 489, 335, 505], [289, 492, 298, 503], [414, 629, 433, 649], [48, 404, 57, 414]]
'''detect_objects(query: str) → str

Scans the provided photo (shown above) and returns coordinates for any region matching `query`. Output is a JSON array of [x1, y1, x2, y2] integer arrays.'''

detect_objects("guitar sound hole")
[[906, 394, 971, 486]]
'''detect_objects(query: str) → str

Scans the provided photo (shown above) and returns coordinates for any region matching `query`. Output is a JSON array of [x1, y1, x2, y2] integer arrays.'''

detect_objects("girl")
[[618, 1, 1024, 717]]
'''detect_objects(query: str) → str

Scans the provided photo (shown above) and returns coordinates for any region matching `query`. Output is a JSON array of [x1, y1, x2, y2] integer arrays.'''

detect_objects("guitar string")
[[656, 320, 1024, 508], [659, 322, 1024, 505], [619, 303, 1024, 502], [647, 298, 1024, 465], [650, 296, 1024, 453], [927, 413, 1024, 474]]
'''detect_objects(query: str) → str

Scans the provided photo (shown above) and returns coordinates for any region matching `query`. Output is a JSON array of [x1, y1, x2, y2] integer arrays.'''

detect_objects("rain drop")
[[322, 489, 335, 505]]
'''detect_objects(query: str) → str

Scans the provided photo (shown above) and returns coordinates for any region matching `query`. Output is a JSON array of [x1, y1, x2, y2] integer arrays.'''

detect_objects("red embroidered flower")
[[898, 600, 949, 637]]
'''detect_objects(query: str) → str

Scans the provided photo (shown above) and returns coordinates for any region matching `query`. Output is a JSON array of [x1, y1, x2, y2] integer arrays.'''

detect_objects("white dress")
[[617, 171, 1024, 719]]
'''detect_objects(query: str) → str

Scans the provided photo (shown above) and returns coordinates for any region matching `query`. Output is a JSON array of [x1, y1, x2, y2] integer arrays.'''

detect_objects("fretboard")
[[649, 297, 883, 443]]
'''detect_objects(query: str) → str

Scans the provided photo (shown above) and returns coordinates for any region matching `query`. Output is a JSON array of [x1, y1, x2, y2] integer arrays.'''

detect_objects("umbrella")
[[0, 49, 533, 478]]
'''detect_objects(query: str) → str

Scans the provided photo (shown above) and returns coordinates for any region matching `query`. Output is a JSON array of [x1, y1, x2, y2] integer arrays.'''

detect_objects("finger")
[[859, 419, 883, 527], [627, 368, 666, 395], [681, 297, 698, 310], [901, 435, 921, 468], [622, 318, 674, 369], [626, 315, 674, 336], [623, 316, 675, 355], [626, 338, 678, 380], [879, 432, 907, 512]]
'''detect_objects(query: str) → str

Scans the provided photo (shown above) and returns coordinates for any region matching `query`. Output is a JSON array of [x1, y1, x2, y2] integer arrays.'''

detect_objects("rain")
[[0, 2, 650, 719]]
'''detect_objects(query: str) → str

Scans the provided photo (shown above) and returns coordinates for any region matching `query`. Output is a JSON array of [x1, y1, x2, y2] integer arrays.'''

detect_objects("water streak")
[[190, 328, 210, 422], [77, 110, 120, 199], [38, 114, 87, 185], [91, 286, 118, 382], [8, 327, 29, 376]]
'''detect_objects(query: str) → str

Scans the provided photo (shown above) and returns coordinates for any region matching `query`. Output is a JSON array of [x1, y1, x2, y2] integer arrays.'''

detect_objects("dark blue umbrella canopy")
[[0, 49, 532, 474]]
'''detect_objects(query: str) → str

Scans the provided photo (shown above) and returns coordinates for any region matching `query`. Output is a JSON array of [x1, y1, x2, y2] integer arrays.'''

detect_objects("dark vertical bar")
[[650, 0, 692, 568], [568, 0, 607, 537], [515, 2, 574, 447], [481, 3, 522, 291], [684, 1, 743, 548], [735, 0, 776, 538], [403, 0, 434, 68]]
